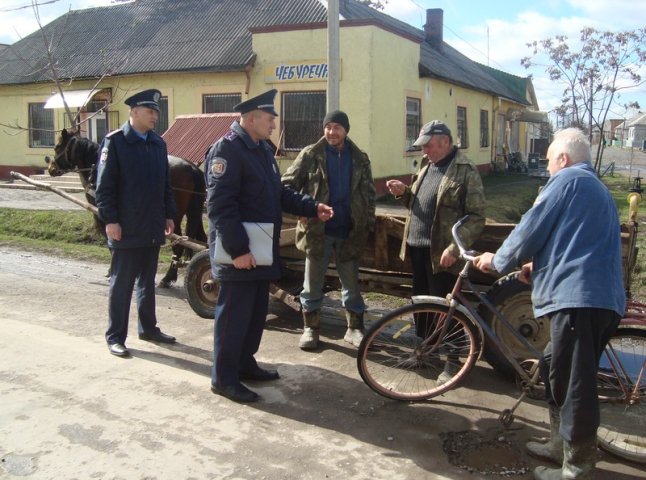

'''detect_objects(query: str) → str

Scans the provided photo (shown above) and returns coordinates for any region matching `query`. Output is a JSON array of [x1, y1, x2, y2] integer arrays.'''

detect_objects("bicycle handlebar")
[[451, 216, 477, 262]]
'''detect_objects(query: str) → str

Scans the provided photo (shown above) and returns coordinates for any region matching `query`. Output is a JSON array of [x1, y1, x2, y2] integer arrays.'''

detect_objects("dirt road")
[[1, 246, 644, 479]]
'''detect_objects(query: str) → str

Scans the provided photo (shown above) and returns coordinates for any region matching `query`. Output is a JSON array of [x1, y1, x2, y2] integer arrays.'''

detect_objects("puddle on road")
[[441, 429, 530, 476]]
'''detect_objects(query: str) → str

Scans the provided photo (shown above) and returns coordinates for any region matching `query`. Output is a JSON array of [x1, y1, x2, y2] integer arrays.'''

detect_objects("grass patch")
[[0, 208, 173, 266], [1, 173, 643, 299], [481, 174, 542, 222]]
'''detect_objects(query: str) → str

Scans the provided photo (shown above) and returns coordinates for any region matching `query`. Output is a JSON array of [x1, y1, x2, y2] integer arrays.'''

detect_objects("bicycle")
[[357, 217, 646, 464]]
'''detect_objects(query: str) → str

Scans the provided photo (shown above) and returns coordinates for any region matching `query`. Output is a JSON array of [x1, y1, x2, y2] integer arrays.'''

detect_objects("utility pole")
[[327, 0, 340, 111]]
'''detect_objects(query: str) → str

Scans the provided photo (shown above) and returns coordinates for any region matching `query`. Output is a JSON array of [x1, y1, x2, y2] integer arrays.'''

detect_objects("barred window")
[[282, 91, 326, 150], [406, 97, 421, 151], [203, 93, 241, 113], [155, 97, 169, 135], [480, 109, 489, 148], [28, 103, 55, 147], [457, 106, 468, 149]]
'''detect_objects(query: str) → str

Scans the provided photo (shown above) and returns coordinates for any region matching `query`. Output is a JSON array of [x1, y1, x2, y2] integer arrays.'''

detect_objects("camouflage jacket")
[[399, 148, 485, 274], [282, 136, 376, 261]]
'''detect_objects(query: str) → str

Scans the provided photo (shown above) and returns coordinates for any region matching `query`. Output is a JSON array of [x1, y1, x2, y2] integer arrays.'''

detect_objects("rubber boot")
[[526, 406, 564, 464], [299, 310, 320, 350], [344, 310, 364, 347], [533, 436, 597, 480]]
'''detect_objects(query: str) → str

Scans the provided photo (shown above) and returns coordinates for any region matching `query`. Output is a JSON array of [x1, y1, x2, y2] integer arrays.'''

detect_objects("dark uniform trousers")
[[106, 247, 161, 345], [540, 307, 620, 442], [212, 279, 270, 387]]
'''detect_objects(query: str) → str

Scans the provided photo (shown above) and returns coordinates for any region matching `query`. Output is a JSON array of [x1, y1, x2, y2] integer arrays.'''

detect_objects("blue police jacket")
[[206, 121, 318, 282], [96, 121, 177, 249], [493, 161, 625, 317]]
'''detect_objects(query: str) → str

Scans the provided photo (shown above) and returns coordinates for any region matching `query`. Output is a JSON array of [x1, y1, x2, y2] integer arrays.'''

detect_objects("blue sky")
[[2, 0, 645, 117]]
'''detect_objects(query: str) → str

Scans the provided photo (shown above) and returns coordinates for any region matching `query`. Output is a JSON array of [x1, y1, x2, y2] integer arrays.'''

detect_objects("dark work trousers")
[[540, 308, 620, 442], [409, 246, 456, 338], [211, 280, 270, 387], [105, 246, 161, 345]]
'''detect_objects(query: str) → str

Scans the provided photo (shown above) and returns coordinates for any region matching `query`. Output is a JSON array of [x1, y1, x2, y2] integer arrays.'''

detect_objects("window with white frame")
[[28, 103, 55, 147], [457, 106, 468, 149], [406, 97, 421, 151], [282, 91, 326, 150]]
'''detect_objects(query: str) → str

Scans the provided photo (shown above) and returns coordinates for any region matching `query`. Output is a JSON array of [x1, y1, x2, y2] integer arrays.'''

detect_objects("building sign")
[[265, 60, 338, 83]]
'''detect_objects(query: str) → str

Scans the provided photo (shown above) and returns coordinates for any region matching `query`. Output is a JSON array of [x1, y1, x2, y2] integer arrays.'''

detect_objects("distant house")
[[615, 112, 646, 149], [0, 0, 546, 192], [603, 119, 625, 145]]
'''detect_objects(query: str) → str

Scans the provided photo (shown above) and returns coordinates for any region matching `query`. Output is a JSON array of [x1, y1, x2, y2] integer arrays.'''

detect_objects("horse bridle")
[[52, 134, 98, 199]]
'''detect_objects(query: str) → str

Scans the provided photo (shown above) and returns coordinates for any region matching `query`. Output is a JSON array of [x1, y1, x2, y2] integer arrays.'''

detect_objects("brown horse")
[[47, 128, 207, 287]]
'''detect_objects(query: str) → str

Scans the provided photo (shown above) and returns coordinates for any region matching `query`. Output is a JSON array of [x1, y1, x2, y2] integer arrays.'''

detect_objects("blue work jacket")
[[96, 121, 177, 249], [205, 121, 318, 282], [493, 162, 625, 317]]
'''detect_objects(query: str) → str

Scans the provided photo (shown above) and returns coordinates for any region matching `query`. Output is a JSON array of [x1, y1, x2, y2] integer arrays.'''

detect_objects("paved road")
[[1, 148, 644, 479], [1, 246, 644, 480]]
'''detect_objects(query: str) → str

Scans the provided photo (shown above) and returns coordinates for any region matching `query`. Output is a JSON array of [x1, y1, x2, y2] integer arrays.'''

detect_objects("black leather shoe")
[[108, 343, 130, 357], [138, 331, 176, 344], [211, 383, 259, 403], [240, 367, 280, 381]]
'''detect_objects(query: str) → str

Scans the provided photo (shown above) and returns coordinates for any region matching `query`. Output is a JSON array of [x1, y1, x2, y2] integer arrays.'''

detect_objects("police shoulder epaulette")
[[105, 128, 123, 138], [223, 130, 238, 141]]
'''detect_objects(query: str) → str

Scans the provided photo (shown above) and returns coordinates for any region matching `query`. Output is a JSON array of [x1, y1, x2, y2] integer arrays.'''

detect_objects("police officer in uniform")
[[205, 89, 333, 402], [96, 89, 177, 357]]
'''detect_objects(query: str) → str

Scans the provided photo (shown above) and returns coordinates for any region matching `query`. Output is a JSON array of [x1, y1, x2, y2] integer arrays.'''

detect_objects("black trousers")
[[409, 246, 456, 338], [106, 246, 160, 345], [212, 280, 269, 387], [540, 308, 620, 442]]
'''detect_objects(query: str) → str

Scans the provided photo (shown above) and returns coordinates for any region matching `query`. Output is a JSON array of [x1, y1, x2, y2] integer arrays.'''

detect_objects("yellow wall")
[[0, 23, 532, 181]]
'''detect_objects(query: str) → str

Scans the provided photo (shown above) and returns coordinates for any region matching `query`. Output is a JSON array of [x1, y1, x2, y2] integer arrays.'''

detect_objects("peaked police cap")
[[124, 89, 161, 112], [233, 89, 279, 116]]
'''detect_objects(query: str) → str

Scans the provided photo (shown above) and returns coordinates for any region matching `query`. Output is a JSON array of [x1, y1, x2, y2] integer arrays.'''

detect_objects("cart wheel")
[[499, 409, 515, 428], [184, 249, 217, 319]]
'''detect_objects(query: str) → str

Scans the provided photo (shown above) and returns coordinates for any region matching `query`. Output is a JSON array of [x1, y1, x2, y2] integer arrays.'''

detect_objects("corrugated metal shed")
[[162, 113, 238, 166]]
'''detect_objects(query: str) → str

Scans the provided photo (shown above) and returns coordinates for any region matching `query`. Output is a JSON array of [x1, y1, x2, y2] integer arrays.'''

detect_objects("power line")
[[394, 0, 510, 71], [0, 1, 62, 13]]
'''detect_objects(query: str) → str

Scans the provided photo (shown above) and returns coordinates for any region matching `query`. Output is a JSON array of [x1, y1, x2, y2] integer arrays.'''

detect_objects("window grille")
[[203, 93, 242, 113], [282, 91, 326, 151], [28, 103, 55, 147], [457, 106, 468, 149]]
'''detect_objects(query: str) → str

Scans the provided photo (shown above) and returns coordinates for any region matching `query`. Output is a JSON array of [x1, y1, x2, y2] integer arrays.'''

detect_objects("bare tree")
[[522, 27, 646, 173], [1, 0, 127, 137], [358, 0, 388, 10]]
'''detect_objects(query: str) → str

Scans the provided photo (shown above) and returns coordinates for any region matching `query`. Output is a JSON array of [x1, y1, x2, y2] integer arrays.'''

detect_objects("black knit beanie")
[[323, 110, 350, 133]]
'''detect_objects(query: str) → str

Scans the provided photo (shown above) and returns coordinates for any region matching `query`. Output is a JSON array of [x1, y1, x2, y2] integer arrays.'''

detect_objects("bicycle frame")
[[415, 217, 543, 386], [603, 302, 646, 405]]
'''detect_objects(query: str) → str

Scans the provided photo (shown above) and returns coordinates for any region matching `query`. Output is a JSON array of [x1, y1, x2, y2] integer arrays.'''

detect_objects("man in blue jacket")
[[474, 128, 624, 479], [96, 89, 177, 358], [205, 89, 333, 403]]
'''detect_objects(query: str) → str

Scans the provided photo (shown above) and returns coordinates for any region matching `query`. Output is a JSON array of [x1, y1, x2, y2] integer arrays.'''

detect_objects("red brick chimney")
[[424, 8, 443, 50]]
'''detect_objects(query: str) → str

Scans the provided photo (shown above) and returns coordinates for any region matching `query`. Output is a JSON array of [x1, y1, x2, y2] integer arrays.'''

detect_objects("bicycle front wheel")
[[357, 302, 480, 401], [596, 327, 646, 464]]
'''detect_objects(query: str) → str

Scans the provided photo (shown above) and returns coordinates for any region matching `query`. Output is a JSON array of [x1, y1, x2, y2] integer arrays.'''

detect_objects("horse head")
[[48, 128, 81, 177]]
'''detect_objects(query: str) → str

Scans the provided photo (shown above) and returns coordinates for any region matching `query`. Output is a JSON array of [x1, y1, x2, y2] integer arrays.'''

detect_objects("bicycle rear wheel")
[[596, 327, 646, 464], [357, 302, 480, 401]]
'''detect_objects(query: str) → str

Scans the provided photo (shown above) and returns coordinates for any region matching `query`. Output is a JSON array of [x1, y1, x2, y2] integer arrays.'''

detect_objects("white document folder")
[[213, 222, 274, 266]]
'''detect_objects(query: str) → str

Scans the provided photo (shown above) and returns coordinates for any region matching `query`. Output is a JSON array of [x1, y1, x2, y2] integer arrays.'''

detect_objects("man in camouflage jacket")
[[387, 120, 485, 379], [282, 110, 376, 350]]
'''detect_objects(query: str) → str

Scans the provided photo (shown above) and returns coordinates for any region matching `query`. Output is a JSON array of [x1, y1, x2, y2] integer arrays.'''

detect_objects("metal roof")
[[419, 42, 530, 106], [0, 0, 533, 106], [162, 113, 238, 165]]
